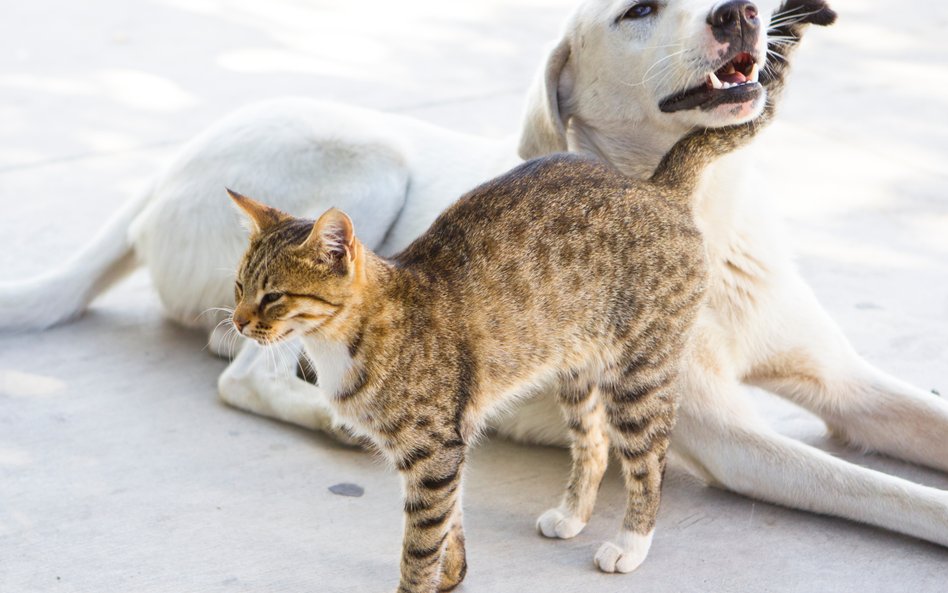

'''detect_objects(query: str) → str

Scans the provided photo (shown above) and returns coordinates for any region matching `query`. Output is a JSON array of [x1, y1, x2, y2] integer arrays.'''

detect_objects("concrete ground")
[[1, 0, 947, 591]]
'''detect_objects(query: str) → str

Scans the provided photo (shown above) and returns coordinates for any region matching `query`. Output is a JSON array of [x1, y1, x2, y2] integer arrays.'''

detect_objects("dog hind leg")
[[674, 368, 948, 547], [746, 279, 948, 473]]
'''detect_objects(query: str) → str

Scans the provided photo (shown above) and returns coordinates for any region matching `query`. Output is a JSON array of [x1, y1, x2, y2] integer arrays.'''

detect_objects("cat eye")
[[618, 1, 659, 21], [260, 292, 284, 306], [235, 281, 243, 297]]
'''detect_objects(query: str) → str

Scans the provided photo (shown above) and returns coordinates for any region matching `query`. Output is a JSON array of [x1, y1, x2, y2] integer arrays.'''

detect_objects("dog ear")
[[517, 36, 573, 160]]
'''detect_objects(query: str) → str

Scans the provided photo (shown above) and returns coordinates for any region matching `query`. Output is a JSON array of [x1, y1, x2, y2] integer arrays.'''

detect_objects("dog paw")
[[218, 374, 270, 414], [536, 507, 586, 539], [594, 530, 654, 574]]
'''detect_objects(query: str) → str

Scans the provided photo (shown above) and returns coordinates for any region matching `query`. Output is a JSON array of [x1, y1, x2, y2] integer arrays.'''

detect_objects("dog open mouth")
[[659, 52, 762, 113]]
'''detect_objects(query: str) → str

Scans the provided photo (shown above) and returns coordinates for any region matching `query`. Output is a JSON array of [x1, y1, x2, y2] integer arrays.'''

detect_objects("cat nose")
[[232, 314, 250, 333], [708, 1, 760, 48]]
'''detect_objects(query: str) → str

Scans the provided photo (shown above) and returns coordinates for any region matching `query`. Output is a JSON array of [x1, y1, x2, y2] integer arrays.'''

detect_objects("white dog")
[[2, 0, 946, 568]]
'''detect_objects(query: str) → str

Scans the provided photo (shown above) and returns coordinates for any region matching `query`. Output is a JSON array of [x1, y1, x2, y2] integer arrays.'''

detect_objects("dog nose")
[[709, 0, 758, 28], [708, 0, 760, 48]]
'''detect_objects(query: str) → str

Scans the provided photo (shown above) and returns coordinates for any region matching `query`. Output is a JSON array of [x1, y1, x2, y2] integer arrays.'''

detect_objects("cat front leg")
[[537, 382, 609, 539], [396, 445, 467, 593]]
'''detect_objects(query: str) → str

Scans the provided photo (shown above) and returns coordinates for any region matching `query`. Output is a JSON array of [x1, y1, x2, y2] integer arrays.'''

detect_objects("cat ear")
[[305, 208, 356, 266], [227, 188, 289, 234]]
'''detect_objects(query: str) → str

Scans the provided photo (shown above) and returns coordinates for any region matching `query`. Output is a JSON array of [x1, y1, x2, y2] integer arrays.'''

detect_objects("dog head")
[[520, 0, 778, 160]]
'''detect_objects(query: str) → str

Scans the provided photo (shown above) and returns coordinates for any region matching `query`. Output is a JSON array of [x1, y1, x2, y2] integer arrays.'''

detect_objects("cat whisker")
[[265, 339, 279, 376], [202, 316, 237, 354], [197, 306, 235, 319], [226, 326, 243, 360], [271, 339, 293, 379]]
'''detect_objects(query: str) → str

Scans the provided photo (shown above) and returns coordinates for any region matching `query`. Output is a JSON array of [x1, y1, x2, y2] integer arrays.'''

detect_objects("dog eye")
[[260, 292, 284, 306], [619, 2, 658, 21]]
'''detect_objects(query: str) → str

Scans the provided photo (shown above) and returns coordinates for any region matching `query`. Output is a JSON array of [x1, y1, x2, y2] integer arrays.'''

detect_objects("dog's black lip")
[[659, 81, 762, 113], [658, 48, 762, 114]]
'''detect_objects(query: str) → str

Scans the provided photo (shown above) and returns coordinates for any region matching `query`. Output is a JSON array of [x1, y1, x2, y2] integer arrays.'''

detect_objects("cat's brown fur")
[[227, 6, 832, 591]]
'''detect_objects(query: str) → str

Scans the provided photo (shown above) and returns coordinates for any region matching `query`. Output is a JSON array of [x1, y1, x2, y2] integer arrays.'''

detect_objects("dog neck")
[[567, 116, 690, 179], [568, 115, 757, 234]]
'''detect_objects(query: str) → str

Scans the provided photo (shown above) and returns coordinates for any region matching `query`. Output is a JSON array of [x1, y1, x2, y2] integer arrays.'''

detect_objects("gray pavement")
[[1, 0, 947, 591]]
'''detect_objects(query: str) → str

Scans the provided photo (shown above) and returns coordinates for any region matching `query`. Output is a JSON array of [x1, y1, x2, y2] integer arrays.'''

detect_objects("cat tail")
[[650, 0, 836, 193], [0, 186, 153, 331]]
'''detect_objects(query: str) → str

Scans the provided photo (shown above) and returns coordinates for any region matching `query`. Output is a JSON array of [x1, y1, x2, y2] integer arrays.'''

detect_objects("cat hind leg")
[[593, 369, 677, 573], [537, 380, 609, 540]]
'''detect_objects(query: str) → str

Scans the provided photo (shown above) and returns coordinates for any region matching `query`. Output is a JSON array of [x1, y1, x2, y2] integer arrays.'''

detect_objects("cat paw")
[[536, 507, 586, 539], [594, 530, 654, 574]]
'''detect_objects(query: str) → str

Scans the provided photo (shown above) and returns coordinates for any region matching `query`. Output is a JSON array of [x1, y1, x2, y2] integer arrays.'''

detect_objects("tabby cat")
[[226, 8, 831, 591]]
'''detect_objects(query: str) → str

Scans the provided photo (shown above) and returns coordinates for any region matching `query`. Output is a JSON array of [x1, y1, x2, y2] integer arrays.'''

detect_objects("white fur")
[[300, 338, 354, 398], [537, 506, 587, 540], [216, 340, 335, 431], [595, 529, 654, 574], [3, 0, 947, 562]]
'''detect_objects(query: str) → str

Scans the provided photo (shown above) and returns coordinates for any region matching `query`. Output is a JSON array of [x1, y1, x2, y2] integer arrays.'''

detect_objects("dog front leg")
[[217, 338, 360, 445]]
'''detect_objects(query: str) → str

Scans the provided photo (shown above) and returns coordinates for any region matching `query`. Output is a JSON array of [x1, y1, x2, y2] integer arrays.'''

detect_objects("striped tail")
[[650, 0, 837, 192]]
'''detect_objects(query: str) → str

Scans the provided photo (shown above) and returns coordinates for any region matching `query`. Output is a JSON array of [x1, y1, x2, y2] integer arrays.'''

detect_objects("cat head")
[[228, 190, 366, 345]]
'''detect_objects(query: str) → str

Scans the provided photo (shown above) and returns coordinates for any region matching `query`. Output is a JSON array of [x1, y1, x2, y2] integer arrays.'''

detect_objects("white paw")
[[536, 507, 586, 539], [594, 529, 654, 574], [218, 374, 271, 415]]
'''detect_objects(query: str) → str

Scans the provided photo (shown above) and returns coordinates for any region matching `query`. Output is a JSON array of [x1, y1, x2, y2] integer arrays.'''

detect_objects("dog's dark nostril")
[[709, 0, 759, 29], [708, 0, 760, 49]]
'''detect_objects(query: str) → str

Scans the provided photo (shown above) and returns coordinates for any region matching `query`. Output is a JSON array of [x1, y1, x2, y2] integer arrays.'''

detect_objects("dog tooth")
[[708, 72, 724, 90], [748, 63, 760, 83]]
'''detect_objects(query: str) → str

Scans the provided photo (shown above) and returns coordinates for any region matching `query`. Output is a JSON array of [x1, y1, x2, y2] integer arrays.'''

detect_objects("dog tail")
[[650, 0, 836, 192], [0, 187, 153, 331]]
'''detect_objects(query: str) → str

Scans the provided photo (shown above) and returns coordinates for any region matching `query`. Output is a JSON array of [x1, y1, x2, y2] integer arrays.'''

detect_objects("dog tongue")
[[718, 71, 747, 84]]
